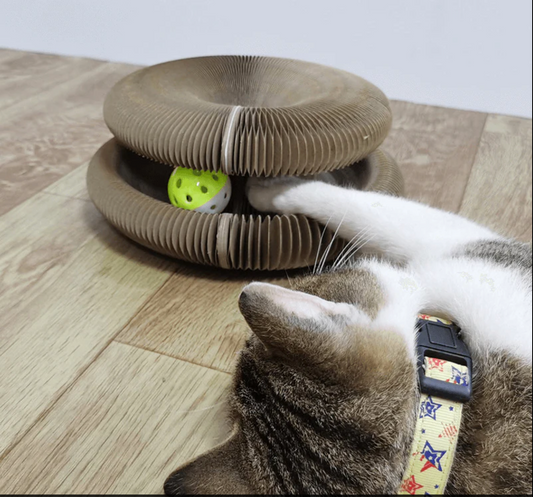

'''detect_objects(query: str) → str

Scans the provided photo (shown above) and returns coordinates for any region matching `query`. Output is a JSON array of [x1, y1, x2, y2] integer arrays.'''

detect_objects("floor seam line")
[[112, 338, 232, 375], [41, 191, 91, 202], [0, 339, 115, 467], [457, 113, 489, 213], [0, 270, 174, 467]]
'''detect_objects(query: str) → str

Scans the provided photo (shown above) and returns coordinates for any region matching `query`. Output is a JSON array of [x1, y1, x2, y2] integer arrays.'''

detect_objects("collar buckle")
[[416, 317, 473, 403]]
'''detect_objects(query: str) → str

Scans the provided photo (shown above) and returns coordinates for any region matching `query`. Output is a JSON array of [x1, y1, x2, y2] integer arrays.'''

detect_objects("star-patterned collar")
[[399, 314, 472, 496]]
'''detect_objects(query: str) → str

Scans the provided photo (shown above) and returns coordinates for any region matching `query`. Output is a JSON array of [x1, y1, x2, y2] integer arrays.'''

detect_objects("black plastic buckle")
[[416, 317, 473, 403]]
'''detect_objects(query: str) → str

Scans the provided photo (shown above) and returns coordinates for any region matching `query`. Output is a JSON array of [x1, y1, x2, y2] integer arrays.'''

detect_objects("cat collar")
[[399, 315, 473, 496]]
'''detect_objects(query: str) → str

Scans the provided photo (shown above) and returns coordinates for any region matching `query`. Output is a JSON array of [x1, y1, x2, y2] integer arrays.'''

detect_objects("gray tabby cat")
[[165, 177, 532, 495]]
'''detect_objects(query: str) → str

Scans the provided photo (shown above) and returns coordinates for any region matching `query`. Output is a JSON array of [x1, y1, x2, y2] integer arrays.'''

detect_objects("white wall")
[[0, 0, 531, 117]]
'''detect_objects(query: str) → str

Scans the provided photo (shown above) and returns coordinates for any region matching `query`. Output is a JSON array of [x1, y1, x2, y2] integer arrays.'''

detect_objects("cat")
[[165, 177, 532, 495]]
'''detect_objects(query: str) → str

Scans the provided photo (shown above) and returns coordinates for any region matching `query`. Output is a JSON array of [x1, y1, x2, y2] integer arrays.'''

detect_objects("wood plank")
[[0, 193, 101, 322], [0, 48, 32, 61], [44, 161, 91, 201], [0, 197, 175, 456], [0, 52, 101, 110], [0, 57, 138, 216], [115, 265, 272, 373], [0, 342, 231, 495], [0, 56, 136, 121], [460, 114, 532, 241], [0, 48, 27, 65], [0, 48, 21, 58], [384, 101, 487, 212]]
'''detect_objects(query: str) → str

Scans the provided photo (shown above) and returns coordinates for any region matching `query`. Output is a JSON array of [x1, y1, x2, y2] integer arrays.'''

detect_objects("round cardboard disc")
[[104, 56, 392, 177]]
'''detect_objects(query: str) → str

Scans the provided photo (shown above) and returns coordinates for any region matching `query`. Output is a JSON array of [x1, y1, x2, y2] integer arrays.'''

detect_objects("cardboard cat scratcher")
[[87, 56, 404, 270]]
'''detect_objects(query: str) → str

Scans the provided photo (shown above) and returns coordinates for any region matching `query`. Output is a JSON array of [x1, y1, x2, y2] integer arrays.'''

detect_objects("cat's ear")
[[164, 432, 251, 495], [238, 282, 363, 357]]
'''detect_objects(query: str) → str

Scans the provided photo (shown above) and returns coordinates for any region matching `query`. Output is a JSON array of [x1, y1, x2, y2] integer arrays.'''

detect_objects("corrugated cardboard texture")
[[87, 140, 404, 270], [103, 56, 392, 176]]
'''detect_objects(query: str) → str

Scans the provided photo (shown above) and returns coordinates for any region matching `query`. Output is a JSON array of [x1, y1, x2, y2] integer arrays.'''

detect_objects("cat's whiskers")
[[285, 270, 294, 289], [333, 232, 377, 270], [333, 228, 374, 269], [316, 212, 347, 275], [313, 215, 334, 275], [334, 235, 375, 269], [331, 226, 372, 270]]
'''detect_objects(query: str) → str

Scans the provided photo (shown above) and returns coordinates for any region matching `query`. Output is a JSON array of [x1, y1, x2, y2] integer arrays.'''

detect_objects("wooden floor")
[[0, 48, 531, 494]]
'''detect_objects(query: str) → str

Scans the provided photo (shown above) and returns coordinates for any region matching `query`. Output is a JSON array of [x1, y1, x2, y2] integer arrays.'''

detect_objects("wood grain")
[[117, 265, 289, 373], [0, 193, 101, 323], [0, 48, 24, 63], [0, 342, 231, 495], [0, 52, 99, 111], [384, 101, 487, 212], [0, 49, 27, 71], [0, 196, 174, 456], [44, 161, 91, 201], [460, 115, 532, 241], [0, 58, 138, 215]]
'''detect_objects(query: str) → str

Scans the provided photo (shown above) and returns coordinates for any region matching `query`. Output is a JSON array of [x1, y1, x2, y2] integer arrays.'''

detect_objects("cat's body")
[[166, 179, 532, 495]]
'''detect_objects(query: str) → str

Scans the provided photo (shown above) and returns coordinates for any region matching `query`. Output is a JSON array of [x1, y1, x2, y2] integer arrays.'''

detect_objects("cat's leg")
[[247, 178, 500, 263]]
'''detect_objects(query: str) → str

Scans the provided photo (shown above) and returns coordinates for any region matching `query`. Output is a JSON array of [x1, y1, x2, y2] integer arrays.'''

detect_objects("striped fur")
[[165, 179, 532, 495], [165, 258, 531, 495]]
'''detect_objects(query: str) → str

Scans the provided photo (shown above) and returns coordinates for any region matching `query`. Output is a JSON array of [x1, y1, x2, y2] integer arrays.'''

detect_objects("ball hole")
[[212, 174, 219, 181], [210, 204, 217, 210], [224, 193, 228, 199], [176, 178, 182, 188], [186, 195, 193, 202], [201, 186, 208, 194], [193, 171, 202, 176]]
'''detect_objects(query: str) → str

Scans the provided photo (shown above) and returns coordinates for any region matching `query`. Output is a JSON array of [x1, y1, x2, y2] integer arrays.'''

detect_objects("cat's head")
[[165, 267, 419, 495]]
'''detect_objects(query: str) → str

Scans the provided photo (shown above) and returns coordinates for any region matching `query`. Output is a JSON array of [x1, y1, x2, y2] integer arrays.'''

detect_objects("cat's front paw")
[[246, 176, 306, 214]]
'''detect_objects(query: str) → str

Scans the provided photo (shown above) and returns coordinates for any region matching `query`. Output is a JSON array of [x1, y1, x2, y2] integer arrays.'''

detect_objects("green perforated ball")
[[168, 167, 232, 213]]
